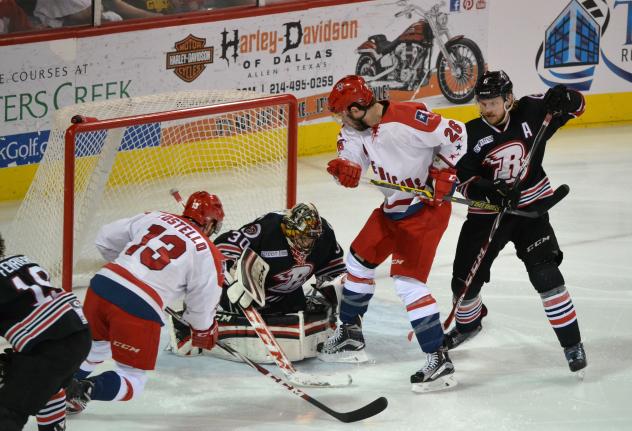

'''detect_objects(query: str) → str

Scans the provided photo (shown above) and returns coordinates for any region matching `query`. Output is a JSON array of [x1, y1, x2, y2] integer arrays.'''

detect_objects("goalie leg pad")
[[208, 311, 333, 363]]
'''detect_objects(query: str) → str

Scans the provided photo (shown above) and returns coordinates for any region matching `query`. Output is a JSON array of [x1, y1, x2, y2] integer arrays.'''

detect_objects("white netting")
[[7, 90, 295, 287]]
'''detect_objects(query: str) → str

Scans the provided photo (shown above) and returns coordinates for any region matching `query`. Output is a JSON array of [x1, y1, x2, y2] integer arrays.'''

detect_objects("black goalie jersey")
[[214, 212, 346, 314], [0, 255, 88, 352], [457, 92, 585, 214]]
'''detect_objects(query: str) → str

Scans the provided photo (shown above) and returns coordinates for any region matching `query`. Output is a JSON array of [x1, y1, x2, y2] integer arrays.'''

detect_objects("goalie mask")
[[183, 191, 224, 236], [281, 203, 323, 254]]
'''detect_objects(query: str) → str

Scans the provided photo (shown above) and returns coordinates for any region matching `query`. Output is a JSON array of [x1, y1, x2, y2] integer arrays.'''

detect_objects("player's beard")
[[347, 117, 370, 131]]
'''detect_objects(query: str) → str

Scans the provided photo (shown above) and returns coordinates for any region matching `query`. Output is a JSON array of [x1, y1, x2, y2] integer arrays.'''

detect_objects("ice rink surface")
[[6, 123, 631, 431]]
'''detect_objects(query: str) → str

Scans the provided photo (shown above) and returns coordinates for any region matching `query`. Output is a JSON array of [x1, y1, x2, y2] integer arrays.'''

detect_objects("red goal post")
[[9, 91, 298, 291]]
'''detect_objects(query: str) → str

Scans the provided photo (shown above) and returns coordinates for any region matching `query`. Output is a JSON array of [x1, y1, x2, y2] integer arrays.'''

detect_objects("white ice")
[[4, 123, 630, 431]]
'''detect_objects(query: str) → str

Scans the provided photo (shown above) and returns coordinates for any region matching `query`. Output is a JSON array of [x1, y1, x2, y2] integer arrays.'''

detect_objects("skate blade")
[[317, 349, 368, 364], [411, 375, 458, 393]]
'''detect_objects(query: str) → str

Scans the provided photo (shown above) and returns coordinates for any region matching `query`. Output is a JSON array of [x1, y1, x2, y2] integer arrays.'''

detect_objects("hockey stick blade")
[[216, 340, 387, 423], [288, 370, 352, 388]]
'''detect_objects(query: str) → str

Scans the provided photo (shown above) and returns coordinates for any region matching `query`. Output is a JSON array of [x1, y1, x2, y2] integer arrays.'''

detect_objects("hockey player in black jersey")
[[0, 233, 91, 430], [446, 70, 587, 374], [167, 203, 347, 362]]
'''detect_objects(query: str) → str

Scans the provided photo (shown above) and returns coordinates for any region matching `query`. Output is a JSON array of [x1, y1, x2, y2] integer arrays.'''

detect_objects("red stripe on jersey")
[[406, 295, 436, 312], [105, 263, 164, 308], [5, 292, 73, 342], [15, 305, 70, 351], [380, 101, 442, 132]]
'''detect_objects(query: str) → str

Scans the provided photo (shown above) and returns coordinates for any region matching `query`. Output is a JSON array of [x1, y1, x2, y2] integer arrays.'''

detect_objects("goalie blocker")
[[167, 291, 335, 363]]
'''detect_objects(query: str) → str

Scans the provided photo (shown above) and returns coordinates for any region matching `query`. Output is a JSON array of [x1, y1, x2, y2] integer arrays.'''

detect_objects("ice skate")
[[317, 323, 368, 363], [65, 378, 94, 415], [411, 347, 457, 393], [444, 324, 483, 350], [445, 304, 487, 350], [564, 342, 587, 378]]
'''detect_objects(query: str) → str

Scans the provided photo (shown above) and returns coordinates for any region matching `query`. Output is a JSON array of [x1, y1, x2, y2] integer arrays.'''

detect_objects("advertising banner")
[[488, 0, 632, 96], [0, 0, 489, 169]]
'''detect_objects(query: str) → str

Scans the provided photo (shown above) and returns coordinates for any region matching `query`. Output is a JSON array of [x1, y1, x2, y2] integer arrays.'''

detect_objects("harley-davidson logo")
[[166, 34, 214, 82]]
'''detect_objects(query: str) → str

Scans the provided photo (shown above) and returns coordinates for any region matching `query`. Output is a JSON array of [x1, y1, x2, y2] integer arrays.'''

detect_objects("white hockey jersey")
[[94, 211, 223, 330], [335, 101, 467, 218]]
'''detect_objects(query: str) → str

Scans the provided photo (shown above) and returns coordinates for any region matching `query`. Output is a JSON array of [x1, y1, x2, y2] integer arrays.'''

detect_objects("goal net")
[[7, 91, 297, 289]]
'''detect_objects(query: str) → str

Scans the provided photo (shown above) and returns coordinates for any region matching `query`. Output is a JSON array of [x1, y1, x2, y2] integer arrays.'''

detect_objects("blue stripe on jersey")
[[90, 275, 163, 325], [384, 201, 424, 221]]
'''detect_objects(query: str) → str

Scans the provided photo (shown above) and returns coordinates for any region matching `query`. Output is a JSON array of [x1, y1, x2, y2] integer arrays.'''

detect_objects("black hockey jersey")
[[457, 92, 584, 214], [0, 255, 88, 352], [214, 212, 345, 312]]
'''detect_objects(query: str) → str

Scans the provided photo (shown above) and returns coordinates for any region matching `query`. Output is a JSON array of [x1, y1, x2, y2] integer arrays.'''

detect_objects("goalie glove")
[[227, 281, 256, 308], [226, 248, 269, 309]]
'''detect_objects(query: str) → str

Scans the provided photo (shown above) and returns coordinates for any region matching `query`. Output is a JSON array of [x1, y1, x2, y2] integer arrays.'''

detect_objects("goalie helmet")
[[281, 203, 323, 254], [475, 70, 513, 100], [183, 191, 224, 235], [328, 75, 375, 114]]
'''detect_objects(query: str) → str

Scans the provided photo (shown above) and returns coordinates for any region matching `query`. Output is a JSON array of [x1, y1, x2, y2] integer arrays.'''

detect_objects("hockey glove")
[[428, 167, 458, 206], [167, 310, 202, 356], [191, 320, 219, 351], [0, 348, 13, 387], [326, 158, 361, 188], [543, 84, 574, 115], [475, 178, 520, 209]]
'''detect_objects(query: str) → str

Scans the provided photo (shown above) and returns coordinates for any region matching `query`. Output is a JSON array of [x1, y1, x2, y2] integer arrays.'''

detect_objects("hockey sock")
[[36, 389, 65, 431], [339, 287, 373, 324], [455, 295, 484, 332], [540, 286, 581, 347], [89, 371, 128, 401], [410, 312, 443, 353], [75, 367, 91, 380]]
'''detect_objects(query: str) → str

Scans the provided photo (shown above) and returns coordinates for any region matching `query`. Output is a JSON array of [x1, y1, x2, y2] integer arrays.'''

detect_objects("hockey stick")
[[443, 113, 555, 330], [169, 189, 351, 388], [165, 307, 387, 423], [367, 178, 549, 218]]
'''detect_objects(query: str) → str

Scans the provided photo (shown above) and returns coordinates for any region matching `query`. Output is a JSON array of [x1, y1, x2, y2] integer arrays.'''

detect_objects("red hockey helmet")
[[328, 75, 375, 114], [183, 191, 224, 234]]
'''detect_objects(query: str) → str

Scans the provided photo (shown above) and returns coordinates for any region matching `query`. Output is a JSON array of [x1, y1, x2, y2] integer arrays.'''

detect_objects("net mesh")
[[7, 90, 295, 287]]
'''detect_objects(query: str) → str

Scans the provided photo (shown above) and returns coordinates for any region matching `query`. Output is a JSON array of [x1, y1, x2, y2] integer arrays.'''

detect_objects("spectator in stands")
[[33, 0, 160, 28], [0, 0, 32, 33]]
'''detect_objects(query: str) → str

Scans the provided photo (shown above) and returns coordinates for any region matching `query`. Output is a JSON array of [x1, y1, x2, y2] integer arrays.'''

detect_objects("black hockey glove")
[[474, 178, 521, 209], [543, 84, 574, 115], [0, 348, 13, 385]]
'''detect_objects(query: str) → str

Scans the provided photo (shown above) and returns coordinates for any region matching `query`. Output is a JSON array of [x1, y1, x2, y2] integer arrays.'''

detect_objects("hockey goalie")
[[166, 203, 347, 363]]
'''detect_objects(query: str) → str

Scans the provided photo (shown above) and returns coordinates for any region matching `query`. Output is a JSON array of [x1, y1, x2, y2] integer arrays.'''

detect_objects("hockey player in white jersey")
[[319, 75, 466, 393], [65, 191, 226, 413]]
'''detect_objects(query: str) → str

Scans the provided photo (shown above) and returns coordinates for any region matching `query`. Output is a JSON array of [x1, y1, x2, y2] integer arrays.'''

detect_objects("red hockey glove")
[[428, 167, 458, 206], [327, 158, 361, 188], [191, 320, 218, 350]]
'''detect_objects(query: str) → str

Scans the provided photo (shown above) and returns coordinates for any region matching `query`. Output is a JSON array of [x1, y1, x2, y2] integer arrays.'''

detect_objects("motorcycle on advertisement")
[[355, 0, 485, 104]]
